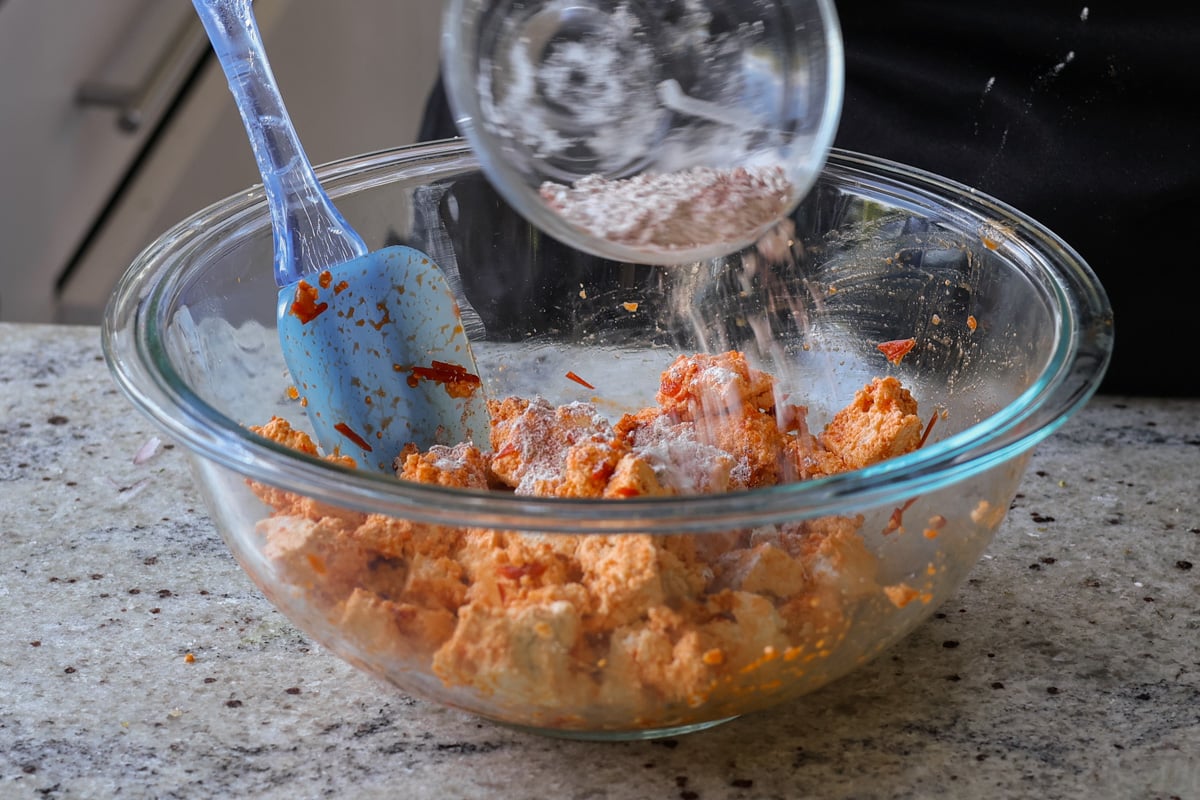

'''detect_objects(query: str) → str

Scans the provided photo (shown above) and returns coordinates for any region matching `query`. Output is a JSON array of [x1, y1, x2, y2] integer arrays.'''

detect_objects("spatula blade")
[[276, 245, 490, 474]]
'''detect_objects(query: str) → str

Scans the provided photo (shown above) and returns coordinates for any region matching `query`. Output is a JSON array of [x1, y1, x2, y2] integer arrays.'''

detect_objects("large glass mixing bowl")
[[103, 140, 1111, 740]]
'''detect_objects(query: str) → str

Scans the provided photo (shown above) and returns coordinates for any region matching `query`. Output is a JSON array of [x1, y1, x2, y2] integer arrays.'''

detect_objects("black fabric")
[[420, 3, 1200, 396], [834, 2, 1200, 397]]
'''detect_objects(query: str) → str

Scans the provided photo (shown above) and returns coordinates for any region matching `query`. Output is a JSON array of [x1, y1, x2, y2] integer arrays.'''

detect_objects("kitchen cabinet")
[[0, 0, 444, 325]]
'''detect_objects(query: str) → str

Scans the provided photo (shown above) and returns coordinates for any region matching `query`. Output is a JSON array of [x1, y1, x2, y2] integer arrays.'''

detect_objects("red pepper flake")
[[369, 303, 393, 331], [289, 280, 328, 323], [566, 370, 595, 389], [877, 338, 916, 365], [334, 422, 373, 452], [611, 486, 641, 498], [883, 497, 918, 535], [967, 315, 978, 331], [317, 270, 333, 289], [499, 563, 546, 581], [333, 280, 349, 294], [918, 412, 939, 448], [591, 462, 615, 484], [407, 361, 482, 399]]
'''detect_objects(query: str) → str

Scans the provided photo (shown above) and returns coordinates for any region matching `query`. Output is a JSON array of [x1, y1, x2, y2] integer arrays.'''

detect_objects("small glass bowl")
[[441, 0, 844, 264], [104, 140, 1111, 740]]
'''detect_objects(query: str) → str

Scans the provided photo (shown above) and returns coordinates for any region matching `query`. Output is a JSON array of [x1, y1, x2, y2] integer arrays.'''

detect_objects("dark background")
[[421, 1, 1200, 397]]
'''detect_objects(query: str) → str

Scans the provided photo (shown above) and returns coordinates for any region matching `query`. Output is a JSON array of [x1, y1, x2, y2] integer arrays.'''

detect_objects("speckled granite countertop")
[[1, 322, 1197, 800]]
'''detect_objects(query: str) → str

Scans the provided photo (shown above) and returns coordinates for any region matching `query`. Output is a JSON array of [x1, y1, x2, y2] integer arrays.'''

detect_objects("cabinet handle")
[[75, 12, 210, 133]]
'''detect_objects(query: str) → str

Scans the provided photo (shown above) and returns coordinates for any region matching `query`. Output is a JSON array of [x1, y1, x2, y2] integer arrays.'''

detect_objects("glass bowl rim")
[[102, 139, 1112, 534]]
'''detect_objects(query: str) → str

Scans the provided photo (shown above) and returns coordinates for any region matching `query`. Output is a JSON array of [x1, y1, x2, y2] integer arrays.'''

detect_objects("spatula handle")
[[191, 0, 367, 287]]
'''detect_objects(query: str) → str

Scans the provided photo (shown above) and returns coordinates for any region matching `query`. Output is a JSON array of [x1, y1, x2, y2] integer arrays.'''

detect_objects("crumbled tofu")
[[248, 352, 928, 728]]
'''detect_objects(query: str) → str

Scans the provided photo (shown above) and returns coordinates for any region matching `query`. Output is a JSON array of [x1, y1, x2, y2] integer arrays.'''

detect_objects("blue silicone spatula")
[[192, 0, 490, 473]]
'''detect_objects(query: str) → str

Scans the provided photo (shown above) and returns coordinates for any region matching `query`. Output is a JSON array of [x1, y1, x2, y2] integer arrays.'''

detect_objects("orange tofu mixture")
[[248, 351, 925, 725]]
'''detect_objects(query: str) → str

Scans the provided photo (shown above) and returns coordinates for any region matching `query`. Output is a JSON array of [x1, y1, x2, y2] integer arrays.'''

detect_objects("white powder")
[[539, 165, 792, 254], [626, 415, 739, 495], [427, 443, 473, 473], [499, 398, 615, 495]]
